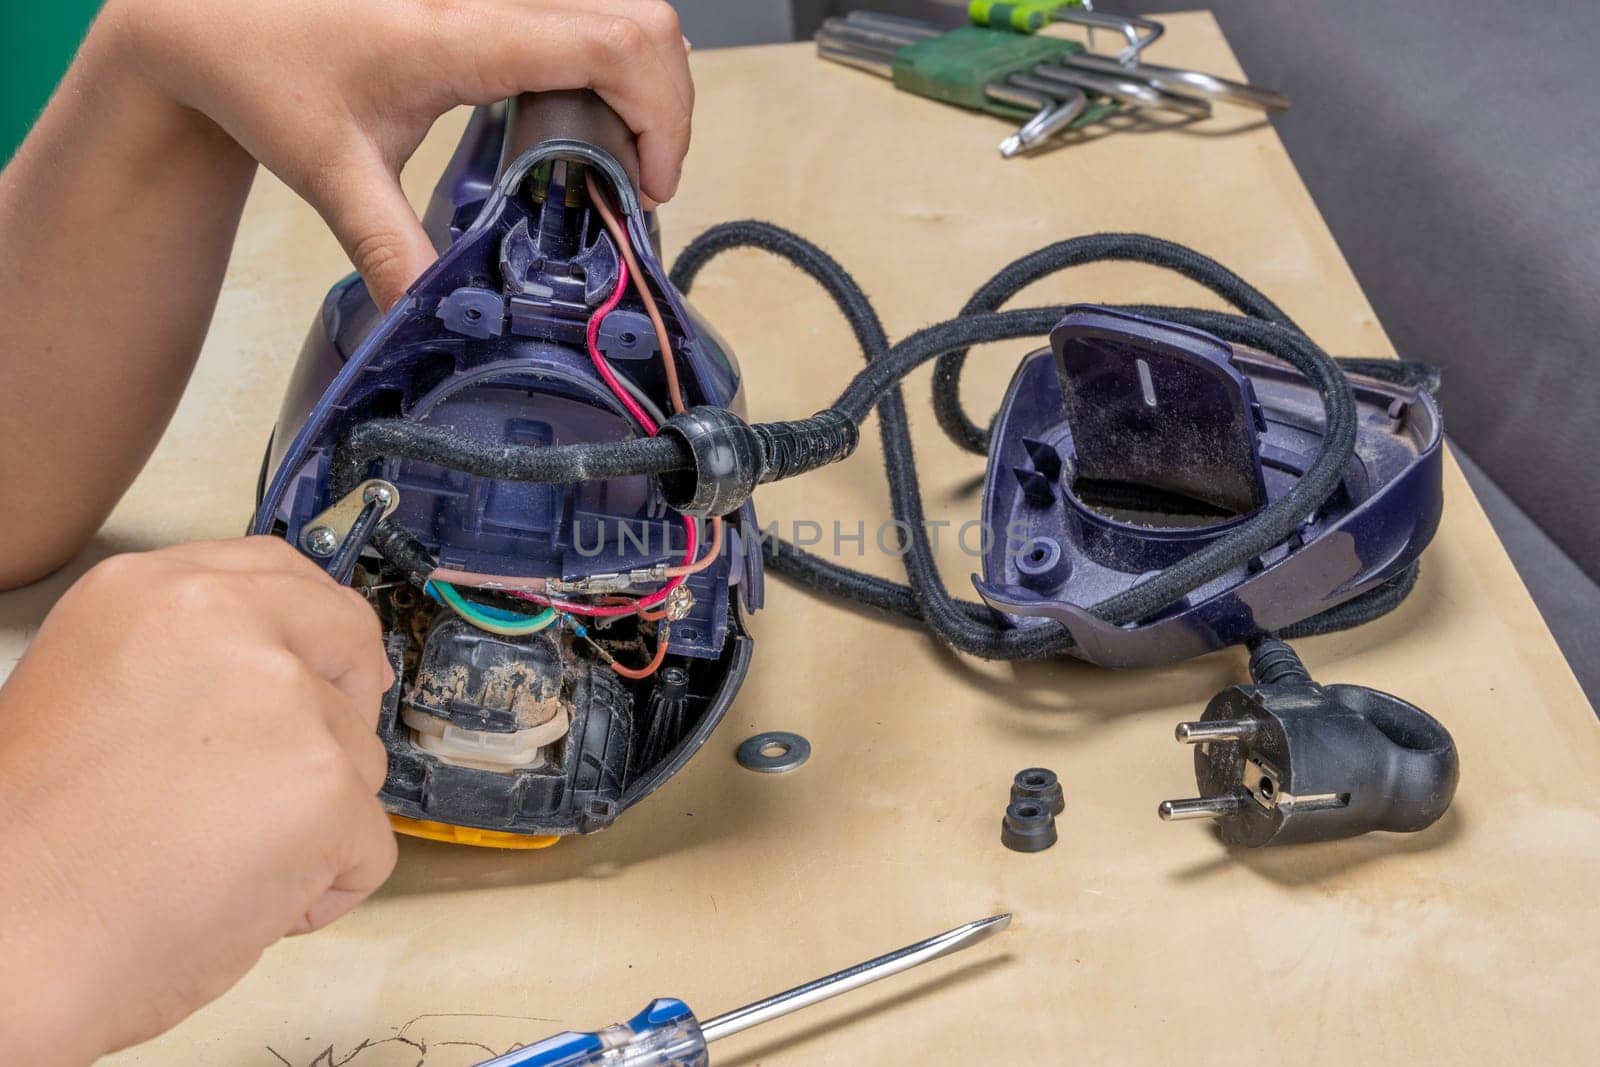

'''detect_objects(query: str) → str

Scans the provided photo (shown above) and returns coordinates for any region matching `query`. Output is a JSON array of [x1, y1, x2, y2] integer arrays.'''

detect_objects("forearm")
[[0, 13, 256, 588], [0, 792, 114, 1067], [0, 694, 121, 1066]]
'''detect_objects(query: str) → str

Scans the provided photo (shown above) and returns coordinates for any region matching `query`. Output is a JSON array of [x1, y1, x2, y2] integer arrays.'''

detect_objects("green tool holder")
[[886, 26, 1117, 128], [892, 26, 1083, 119]]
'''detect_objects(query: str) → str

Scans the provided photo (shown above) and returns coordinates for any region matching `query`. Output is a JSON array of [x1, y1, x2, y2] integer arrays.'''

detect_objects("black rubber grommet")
[[1011, 767, 1065, 816], [1001, 799, 1058, 853], [656, 407, 763, 518]]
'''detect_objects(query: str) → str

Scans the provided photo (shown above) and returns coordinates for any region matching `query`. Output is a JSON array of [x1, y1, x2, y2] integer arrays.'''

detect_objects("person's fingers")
[[251, 573, 391, 712], [584, 2, 693, 203], [469, 1, 694, 203], [144, 539, 394, 705], [288, 789, 397, 935], [149, 536, 326, 579], [151, 538, 395, 701], [187, 564, 391, 709], [298, 144, 438, 310], [302, 672, 391, 793]]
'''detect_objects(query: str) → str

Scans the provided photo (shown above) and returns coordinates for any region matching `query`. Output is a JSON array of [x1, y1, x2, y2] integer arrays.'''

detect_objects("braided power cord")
[[342, 223, 1431, 661], [673, 224, 1414, 658]]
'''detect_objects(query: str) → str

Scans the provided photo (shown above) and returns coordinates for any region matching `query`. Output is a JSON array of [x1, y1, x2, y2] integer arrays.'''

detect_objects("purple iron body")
[[977, 306, 1443, 668], [254, 94, 757, 841]]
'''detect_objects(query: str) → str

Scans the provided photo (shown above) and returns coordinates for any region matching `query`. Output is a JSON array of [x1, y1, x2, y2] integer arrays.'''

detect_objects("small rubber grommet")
[[1011, 767, 1065, 815], [1001, 799, 1058, 853]]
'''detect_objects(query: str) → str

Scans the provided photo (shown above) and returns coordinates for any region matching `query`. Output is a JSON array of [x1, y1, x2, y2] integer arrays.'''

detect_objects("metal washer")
[[737, 731, 811, 773]]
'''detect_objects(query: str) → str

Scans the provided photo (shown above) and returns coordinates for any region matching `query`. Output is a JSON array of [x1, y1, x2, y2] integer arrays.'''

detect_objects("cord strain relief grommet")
[[656, 406, 763, 517], [1247, 636, 1312, 687]]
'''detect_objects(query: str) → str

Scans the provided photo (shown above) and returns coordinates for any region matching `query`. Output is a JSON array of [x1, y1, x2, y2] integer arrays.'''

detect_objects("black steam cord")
[[333, 418, 690, 499], [672, 225, 1363, 656], [349, 225, 1422, 660]]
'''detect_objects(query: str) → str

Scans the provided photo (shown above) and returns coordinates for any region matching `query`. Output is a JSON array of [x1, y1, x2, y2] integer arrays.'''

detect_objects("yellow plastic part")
[[389, 814, 561, 850]]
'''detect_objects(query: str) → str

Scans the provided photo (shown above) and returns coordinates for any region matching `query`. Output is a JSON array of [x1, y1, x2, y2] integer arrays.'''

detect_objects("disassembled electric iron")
[[254, 90, 1455, 850]]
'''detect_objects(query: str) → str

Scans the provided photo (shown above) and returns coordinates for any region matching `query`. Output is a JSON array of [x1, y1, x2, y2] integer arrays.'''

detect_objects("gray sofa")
[[674, 0, 1598, 706]]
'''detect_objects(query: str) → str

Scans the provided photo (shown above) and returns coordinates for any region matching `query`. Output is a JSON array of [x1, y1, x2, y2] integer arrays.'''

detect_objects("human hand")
[[0, 538, 397, 1064], [94, 0, 694, 309]]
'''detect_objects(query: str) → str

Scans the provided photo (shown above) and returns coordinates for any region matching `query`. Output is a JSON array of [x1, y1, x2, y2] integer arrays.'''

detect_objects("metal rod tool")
[[999, 80, 1087, 157], [965, 3, 1288, 110], [1047, 8, 1164, 64], [1060, 52, 1289, 112], [1032, 62, 1212, 119]]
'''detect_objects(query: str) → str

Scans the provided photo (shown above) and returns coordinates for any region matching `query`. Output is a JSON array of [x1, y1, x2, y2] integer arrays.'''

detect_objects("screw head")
[[303, 525, 339, 557], [664, 585, 696, 621], [362, 483, 394, 508]]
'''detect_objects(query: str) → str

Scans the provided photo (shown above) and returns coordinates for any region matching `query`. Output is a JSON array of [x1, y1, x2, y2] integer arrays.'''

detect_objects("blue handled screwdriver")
[[473, 913, 1012, 1066]]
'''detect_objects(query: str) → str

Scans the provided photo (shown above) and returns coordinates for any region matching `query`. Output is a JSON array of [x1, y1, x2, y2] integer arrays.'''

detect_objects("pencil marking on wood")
[[264, 1011, 558, 1065]]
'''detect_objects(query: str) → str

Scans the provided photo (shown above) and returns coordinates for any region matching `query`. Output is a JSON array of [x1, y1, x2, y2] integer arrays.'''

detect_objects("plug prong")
[[1175, 719, 1258, 744], [1158, 795, 1248, 821]]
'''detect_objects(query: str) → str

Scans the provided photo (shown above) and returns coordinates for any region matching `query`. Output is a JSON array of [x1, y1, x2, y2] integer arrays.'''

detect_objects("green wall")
[[1, 2, 102, 164]]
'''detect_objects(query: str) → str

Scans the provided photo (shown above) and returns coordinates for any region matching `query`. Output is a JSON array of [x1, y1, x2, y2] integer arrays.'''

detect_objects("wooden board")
[[4, 13, 1592, 1065]]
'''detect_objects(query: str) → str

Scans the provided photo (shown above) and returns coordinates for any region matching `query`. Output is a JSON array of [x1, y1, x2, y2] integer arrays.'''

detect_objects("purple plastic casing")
[[975, 306, 1443, 668], [251, 102, 763, 661]]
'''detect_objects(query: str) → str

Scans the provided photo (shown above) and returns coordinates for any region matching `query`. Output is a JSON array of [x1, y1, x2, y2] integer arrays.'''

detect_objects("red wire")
[[608, 626, 672, 680], [584, 254, 658, 434], [508, 242, 701, 618], [508, 518, 695, 617]]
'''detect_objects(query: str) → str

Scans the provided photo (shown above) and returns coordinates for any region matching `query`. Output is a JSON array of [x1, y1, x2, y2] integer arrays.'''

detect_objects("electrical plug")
[[1158, 638, 1458, 847]]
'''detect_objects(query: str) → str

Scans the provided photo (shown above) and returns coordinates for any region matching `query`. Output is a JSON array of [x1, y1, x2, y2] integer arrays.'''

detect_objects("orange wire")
[[584, 172, 687, 414], [428, 566, 550, 592], [429, 516, 719, 612], [667, 516, 723, 577], [609, 624, 671, 680]]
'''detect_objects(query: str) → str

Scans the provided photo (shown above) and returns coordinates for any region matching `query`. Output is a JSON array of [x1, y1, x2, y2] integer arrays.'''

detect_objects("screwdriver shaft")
[[698, 913, 1011, 1044]]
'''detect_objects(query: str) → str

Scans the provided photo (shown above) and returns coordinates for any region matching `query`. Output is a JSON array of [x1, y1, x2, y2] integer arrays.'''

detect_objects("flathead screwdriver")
[[473, 913, 1012, 1066]]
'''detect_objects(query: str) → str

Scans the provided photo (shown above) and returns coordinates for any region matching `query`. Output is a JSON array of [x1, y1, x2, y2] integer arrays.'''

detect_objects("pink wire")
[[509, 248, 700, 618], [509, 519, 696, 617], [585, 255, 659, 434]]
